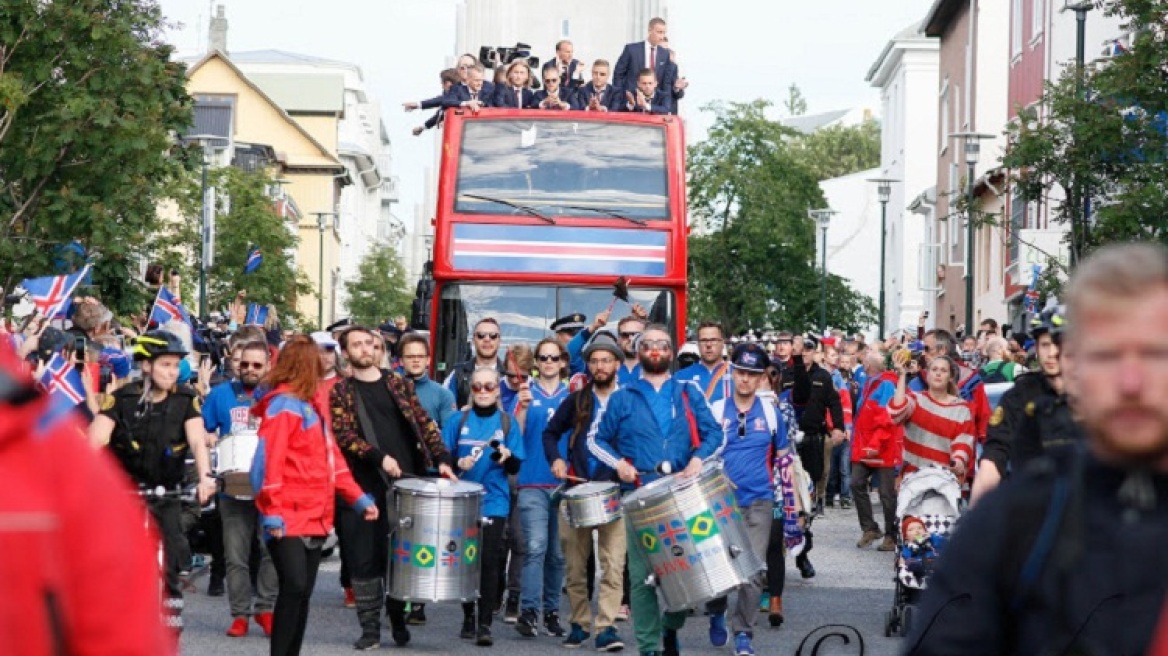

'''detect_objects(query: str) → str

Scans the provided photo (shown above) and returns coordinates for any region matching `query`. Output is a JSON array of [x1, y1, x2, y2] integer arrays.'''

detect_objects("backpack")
[[980, 360, 1016, 384]]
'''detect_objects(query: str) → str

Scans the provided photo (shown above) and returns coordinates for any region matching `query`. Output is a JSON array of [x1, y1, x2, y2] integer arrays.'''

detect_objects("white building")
[[866, 21, 940, 334], [818, 167, 882, 336]]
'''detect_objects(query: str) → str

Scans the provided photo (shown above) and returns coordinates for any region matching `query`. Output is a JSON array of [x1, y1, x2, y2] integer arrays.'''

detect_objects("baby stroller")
[[884, 467, 961, 637]]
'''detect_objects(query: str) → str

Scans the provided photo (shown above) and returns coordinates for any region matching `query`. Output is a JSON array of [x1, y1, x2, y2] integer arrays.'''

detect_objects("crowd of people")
[[403, 16, 689, 135]]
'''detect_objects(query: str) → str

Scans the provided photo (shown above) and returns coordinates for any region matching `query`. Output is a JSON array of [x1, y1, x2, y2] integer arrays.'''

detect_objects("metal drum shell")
[[389, 478, 484, 603], [623, 461, 764, 612], [562, 481, 622, 528], [214, 430, 259, 497]]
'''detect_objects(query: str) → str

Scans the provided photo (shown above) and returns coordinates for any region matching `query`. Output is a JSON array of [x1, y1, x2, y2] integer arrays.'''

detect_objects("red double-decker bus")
[[418, 107, 688, 379]]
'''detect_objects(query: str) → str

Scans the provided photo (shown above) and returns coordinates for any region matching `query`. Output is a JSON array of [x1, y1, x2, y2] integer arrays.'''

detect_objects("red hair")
[[264, 335, 322, 401]]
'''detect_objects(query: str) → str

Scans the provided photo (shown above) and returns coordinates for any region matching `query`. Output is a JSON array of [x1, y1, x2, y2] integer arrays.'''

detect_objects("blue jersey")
[[617, 362, 642, 387], [202, 380, 262, 436], [443, 410, 525, 517], [712, 396, 789, 507], [518, 380, 569, 487], [674, 361, 731, 405]]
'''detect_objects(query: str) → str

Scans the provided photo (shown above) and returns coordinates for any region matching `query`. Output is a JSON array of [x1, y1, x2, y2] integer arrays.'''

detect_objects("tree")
[[0, 0, 195, 315], [783, 83, 808, 117], [1003, 0, 1168, 281], [687, 100, 877, 334], [789, 118, 882, 181], [345, 244, 412, 327]]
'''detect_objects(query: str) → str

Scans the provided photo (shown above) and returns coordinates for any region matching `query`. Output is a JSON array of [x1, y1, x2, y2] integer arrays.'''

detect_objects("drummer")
[[704, 343, 798, 656], [201, 340, 278, 638], [586, 324, 723, 656], [443, 366, 525, 647]]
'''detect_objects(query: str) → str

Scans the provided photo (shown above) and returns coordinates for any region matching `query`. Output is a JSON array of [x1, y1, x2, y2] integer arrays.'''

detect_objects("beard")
[[239, 372, 262, 389], [1087, 404, 1168, 464], [591, 369, 616, 389], [639, 352, 672, 375], [349, 353, 377, 370]]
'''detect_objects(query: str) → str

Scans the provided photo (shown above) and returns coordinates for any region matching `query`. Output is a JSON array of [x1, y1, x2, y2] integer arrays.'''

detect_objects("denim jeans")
[[517, 487, 565, 614], [826, 441, 853, 501]]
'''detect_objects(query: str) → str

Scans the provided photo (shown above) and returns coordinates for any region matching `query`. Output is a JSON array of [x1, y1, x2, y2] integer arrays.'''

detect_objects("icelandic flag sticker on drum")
[[451, 224, 668, 277]]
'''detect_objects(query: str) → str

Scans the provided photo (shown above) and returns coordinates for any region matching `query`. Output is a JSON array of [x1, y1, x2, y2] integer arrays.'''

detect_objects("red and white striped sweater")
[[888, 391, 975, 472]]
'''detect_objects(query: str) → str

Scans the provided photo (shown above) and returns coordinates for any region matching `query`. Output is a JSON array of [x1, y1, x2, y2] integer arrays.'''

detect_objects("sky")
[[156, 0, 936, 235]]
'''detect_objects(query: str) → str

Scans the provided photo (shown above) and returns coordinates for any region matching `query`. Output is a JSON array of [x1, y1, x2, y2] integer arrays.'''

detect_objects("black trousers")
[[336, 490, 389, 580], [269, 537, 323, 656], [765, 510, 787, 598], [148, 497, 187, 631], [463, 515, 506, 626]]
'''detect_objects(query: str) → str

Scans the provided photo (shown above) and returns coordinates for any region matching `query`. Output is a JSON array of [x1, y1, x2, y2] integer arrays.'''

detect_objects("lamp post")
[[185, 134, 221, 320], [310, 212, 337, 330], [868, 177, 899, 339], [950, 132, 994, 333], [1064, 0, 1094, 267], [808, 208, 837, 333]]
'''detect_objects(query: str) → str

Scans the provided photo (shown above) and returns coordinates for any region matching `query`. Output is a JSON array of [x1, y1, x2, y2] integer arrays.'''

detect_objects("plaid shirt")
[[330, 371, 450, 472]]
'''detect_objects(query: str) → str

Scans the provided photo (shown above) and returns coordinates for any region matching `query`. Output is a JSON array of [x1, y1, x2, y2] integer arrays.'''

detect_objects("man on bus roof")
[[621, 69, 672, 115]]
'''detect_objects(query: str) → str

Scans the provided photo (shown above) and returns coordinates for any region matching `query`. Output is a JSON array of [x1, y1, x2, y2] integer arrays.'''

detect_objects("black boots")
[[351, 579, 382, 650]]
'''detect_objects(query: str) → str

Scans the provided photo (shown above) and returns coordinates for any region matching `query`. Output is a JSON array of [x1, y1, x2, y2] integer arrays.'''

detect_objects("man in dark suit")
[[493, 61, 538, 109], [549, 40, 585, 90], [533, 65, 573, 110], [661, 36, 689, 116], [613, 17, 670, 94], [620, 68, 672, 115], [443, 65, 493, 111], [573, 59, 622, 112], [405, 68, 460, 135]]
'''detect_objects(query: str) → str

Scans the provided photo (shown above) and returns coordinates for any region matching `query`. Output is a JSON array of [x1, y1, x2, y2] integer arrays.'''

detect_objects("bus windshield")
[[454, 119, 670, 221], [434, 283, 676, 376]]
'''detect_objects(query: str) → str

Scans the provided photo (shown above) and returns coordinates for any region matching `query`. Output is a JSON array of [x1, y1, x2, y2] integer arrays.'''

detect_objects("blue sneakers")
[[734, 632, 754, 656], [708, 613, 728, 647], [595, 626, 624, 652], [563, 623, 589, 648]]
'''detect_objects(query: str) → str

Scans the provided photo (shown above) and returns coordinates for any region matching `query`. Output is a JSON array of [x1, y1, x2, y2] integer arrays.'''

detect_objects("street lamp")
[[808, 208, 838, 333], [185, 133, 222, 320], [868, 177, 900, 339], [1063, 0, 1094, 267], [310, 212, 337, 330], [950, 132, 994, 333]]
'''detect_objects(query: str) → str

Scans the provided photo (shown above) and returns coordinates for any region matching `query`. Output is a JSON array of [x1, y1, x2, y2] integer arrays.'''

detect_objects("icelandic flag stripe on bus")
[[452, 224, 667, 276]]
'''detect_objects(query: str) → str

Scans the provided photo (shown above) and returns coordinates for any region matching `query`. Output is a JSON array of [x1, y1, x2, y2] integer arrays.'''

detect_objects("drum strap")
[[353, 388, 394, 490], [704, 362, 730, 400], [680, 388, 700, 450]]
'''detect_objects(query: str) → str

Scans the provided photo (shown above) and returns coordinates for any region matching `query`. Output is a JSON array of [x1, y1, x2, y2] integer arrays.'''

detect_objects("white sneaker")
[[615, 604, 630, 622]]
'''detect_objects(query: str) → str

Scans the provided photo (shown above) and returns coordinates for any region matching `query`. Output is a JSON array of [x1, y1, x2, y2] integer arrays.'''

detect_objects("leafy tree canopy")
[[344, 244, 412, 328]]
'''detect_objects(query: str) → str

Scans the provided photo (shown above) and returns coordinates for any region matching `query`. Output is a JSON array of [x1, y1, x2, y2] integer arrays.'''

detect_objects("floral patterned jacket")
[[330, 371, 451, 473]]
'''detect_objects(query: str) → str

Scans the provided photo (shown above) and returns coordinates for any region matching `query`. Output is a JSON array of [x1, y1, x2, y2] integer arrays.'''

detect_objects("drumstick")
[[563, 474, 589, 483]]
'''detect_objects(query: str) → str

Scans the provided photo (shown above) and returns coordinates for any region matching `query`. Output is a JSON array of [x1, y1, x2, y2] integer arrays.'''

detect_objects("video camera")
[[480, 43, 542, 88]]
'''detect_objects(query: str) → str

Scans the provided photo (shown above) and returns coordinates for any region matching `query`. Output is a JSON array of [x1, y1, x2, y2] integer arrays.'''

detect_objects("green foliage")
[[1003, 0, 1168, 275], [160, 166, 312, 324], [783, 84, 808, 117], [789, 118, 882, 181], [0, 0, 195, 315], [344, 244, 412, 327], [687, 100, 878, 334]]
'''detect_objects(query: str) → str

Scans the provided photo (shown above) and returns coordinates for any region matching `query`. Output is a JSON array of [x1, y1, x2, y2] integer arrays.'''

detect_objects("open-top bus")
[[416, 107, 688, 379]]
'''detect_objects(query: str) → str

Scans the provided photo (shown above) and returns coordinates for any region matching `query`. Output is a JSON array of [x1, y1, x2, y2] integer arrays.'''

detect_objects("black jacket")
[[980, 372, 1083, 475], [541, 388, 613, 484], [905, 450, 1168, 656], [792, 360, 843, 435]]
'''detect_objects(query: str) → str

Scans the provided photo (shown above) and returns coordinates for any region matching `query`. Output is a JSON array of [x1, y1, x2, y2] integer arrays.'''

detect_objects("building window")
[[561, 19, 570, 37], [939, 80, 950, 155], [1031, 0, 1044, 40], [1012, 0, 1024, 57], [949, 163, 961, 264], [1009, 188, 1025, 265]]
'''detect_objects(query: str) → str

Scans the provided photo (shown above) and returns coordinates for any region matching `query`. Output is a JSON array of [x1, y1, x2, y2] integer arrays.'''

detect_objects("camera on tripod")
[[480, 43, 542, 88]]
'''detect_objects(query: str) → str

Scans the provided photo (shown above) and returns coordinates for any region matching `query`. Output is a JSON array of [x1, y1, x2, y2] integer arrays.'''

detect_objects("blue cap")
[[99, 347, 131, 378], [730, 343, 770, 373]]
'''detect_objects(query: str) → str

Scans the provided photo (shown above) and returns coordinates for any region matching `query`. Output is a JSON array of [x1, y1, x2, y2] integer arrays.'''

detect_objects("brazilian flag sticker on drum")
[[412, 544, 437, 568], [638, 528, 660, 554], [687, 511, 720, 544], [463, 539, 479, 565]]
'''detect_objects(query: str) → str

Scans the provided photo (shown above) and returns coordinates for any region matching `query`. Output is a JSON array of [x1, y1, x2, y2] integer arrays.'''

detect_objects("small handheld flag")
[[37, 352, 86, 419], [20, 265, 91, 320], [244, 246, 263, 274], [149, 286, 191, 327], [245, 303, 269, 326]]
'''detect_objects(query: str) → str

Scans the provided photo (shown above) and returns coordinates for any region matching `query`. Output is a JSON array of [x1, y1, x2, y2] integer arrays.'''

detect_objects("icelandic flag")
[[1025, 264, 1042, 314], [245, 303, 269, 326], [20, 265, 91, 320], [37, 352, 86, 417], [244, 246, 263, 274], [150, 286, 191, 327]]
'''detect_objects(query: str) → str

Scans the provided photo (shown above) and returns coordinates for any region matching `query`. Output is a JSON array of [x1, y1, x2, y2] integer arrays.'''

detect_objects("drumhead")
[[564, 481, 617, 498], [394, 478, 484, 497]]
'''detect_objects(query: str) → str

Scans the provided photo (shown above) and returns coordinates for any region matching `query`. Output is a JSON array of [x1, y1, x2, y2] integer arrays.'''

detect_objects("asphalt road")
[[181, 498, 905, 656]]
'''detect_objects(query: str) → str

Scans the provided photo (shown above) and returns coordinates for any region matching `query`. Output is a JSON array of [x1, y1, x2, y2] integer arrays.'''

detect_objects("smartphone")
[[73, 335, 88, 356], [923, 310, 930, 319]]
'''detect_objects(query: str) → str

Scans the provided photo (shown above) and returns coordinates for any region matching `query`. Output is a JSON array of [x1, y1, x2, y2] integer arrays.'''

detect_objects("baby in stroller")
[[885, 467, 962, 637]]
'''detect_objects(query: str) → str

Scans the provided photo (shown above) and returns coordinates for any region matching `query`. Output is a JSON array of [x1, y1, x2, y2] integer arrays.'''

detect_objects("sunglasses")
[[639, 340, 671, 351], [239, 362, 265, 370], [538, 354, 562, 362], [737, 411, 747, 439], [619, 331, 641, 339], [475, 332, 500, 340], [471, 382, 498, 393], [544, 78, 559, 83]]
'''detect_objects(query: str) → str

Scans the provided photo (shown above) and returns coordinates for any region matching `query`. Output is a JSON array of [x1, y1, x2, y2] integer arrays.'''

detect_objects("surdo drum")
[[214, 429, 259, 498], [389, 478, 484, 603], [562, 481, 622, 528], [623, 460, 764, 612]]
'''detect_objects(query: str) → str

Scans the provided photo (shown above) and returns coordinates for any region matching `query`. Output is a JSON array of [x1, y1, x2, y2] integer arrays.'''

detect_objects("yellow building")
[[183, 50, 348, 328]]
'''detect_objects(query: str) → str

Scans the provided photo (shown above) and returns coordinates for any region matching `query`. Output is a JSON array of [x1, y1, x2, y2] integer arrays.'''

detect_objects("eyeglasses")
[[737, 411, 747, 438], [475, 332, 500, 340], [588, 357, 616, 366], [639, 340, 671, 351], [619, 331, 641, 339], [239, 362, 265, 370], [544, 78, 559, 83], [471, 382, 498, 393], [458, 64, 472, 69], [538, 354, 561, 362]]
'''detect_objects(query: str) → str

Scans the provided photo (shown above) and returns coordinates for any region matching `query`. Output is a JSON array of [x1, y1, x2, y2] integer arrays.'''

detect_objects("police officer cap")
[[551, 313, 587, 334], [802, 333, 820, 350], [326, 317, 353, 333], [730, 342, 770, 373], [775, 330, 793, 343], [582, 330, 623, 362], [377, 322, 403, 339]]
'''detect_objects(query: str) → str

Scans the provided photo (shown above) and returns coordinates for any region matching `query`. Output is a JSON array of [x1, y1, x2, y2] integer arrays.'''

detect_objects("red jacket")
[[0, 366, 172, 655], [252, 385, 371, 538], [851, 371, 904, 468]]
